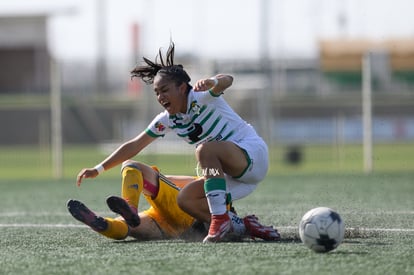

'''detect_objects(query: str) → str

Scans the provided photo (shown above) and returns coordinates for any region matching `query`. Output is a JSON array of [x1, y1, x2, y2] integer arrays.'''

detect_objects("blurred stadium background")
[[0, 0, 413, 179]]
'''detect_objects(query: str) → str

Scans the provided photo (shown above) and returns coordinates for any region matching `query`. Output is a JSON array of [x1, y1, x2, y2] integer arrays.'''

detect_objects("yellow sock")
[[121, 166, 143, 210], [99, 218, 129, 240]]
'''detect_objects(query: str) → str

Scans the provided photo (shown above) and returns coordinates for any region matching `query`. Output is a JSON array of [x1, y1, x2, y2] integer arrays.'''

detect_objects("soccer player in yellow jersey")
[[75, 41, 279, 242], [69, 161, 200, 240], [69, 160, 279, 241]]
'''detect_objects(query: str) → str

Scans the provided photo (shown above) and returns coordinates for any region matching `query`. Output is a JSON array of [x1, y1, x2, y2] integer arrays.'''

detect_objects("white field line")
[[0, 211, 113, 217], [278, 226, 414, 233], [0, 211, 413, 232], [0, 223, 85, 228]]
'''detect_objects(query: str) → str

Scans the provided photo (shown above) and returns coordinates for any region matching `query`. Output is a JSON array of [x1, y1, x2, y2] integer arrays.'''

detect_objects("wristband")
[[94, 164, 105, 174], [210, 77, 219, 87]]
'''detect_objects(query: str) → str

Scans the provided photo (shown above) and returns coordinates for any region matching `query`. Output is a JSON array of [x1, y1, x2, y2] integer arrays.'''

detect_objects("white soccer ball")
[[299, 207, 345, 253]]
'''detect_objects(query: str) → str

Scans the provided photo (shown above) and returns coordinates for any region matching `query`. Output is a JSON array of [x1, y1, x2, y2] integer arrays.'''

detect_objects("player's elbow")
[[215, 74, 233, 89]]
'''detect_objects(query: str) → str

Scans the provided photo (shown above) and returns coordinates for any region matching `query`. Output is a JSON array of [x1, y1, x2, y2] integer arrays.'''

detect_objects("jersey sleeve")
[[145, 111, 170, 138], [192, 89, 221, 105]]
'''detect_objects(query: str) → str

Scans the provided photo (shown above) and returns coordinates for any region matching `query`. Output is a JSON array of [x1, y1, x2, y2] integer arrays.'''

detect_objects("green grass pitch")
[[0, 144, 413, 274], [0, 173, 413, 274]]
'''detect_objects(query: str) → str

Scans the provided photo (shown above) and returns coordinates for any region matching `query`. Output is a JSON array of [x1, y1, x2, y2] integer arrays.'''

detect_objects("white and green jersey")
[[145, 89, 259, 147]]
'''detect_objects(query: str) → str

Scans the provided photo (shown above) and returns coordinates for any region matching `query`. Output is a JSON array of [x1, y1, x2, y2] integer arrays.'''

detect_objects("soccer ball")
[[299, 207, 345, 253]]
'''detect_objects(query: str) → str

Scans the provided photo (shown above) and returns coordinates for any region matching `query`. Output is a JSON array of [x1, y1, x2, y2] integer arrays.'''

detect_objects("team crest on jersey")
[[155, 121, 165, 132], [190, 100, 201, 115]]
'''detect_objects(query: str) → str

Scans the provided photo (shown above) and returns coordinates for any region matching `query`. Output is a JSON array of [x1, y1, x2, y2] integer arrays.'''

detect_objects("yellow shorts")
[[142, 174, 195, 238]]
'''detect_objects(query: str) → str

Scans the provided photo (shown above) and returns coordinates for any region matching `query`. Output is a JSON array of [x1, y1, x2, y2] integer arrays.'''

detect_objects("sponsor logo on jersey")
[[155, 121, 165, 132]]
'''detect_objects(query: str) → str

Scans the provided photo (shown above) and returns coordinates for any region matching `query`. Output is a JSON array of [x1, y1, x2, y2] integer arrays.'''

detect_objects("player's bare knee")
[[195, 142, 216, 159]]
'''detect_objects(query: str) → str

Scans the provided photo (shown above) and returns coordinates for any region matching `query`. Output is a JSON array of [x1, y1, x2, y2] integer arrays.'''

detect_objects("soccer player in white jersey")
[[76, 42, 279, 243]]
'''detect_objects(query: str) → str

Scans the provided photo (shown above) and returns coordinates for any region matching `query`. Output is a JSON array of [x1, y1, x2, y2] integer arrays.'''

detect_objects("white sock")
[[206, 190, 227, 215], [228, 211, 246, 235]]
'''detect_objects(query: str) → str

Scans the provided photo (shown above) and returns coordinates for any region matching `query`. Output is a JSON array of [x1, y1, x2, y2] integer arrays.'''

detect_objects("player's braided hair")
[[131, 42, 191, 90]]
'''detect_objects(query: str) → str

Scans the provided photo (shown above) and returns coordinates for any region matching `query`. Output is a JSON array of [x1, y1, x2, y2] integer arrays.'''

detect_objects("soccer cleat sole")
[[67, 199, 108, 232], [106, 196, 141, 227]]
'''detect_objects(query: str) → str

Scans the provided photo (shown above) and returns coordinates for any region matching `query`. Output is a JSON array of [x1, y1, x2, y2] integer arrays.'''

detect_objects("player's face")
[[153, 74, 188, 115]]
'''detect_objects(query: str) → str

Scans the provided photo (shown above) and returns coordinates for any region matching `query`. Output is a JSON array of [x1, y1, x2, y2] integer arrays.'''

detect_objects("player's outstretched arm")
[[76, 132, 156, 186]]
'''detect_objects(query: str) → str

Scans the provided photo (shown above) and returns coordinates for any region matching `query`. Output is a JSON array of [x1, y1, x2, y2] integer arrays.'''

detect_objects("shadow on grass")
[[111, 236, 303, 245], [279, 237, 302, 243], [333, 250, 369, 255], [343, 240, 391, 246]]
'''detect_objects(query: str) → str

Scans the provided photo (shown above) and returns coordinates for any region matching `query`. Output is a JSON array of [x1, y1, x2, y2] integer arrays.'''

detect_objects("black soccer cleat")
[[106, 196, 141, 227], [67, 199, 108, 232]]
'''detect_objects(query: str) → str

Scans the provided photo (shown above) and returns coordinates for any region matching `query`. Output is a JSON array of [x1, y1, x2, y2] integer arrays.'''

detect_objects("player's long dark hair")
[[131, 42, 192, 92]]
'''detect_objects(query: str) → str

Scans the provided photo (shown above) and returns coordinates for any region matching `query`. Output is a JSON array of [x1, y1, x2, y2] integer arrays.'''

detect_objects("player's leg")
[[117, 160, 160, 221], [179, 137, 272, 242], [108, 166, 198, 240], [193, 141, 249, 243], [67, 199, 107, 231], [67, 199, 129, 240], [143, 173, 197, 239], [106, 195, 140, 227], [67, 161, 160, 240], [223, 140, 280, 241], [123, 213, 165, 240], [67, 198, 169, 240], [197, 141, 248, 243], [121, 160, 160, 198], [177, 178, 210, 222], [86, 161, 159, 238], [119, 160, 142, 215]]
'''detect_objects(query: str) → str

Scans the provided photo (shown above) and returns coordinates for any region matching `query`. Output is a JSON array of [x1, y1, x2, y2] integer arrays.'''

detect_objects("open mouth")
[[162, 102, 171, 109]]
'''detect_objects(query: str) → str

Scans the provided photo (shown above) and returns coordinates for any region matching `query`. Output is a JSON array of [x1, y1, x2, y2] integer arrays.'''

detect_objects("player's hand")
[[76, 168, 99, 187], [194, 78, 216, 91]]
